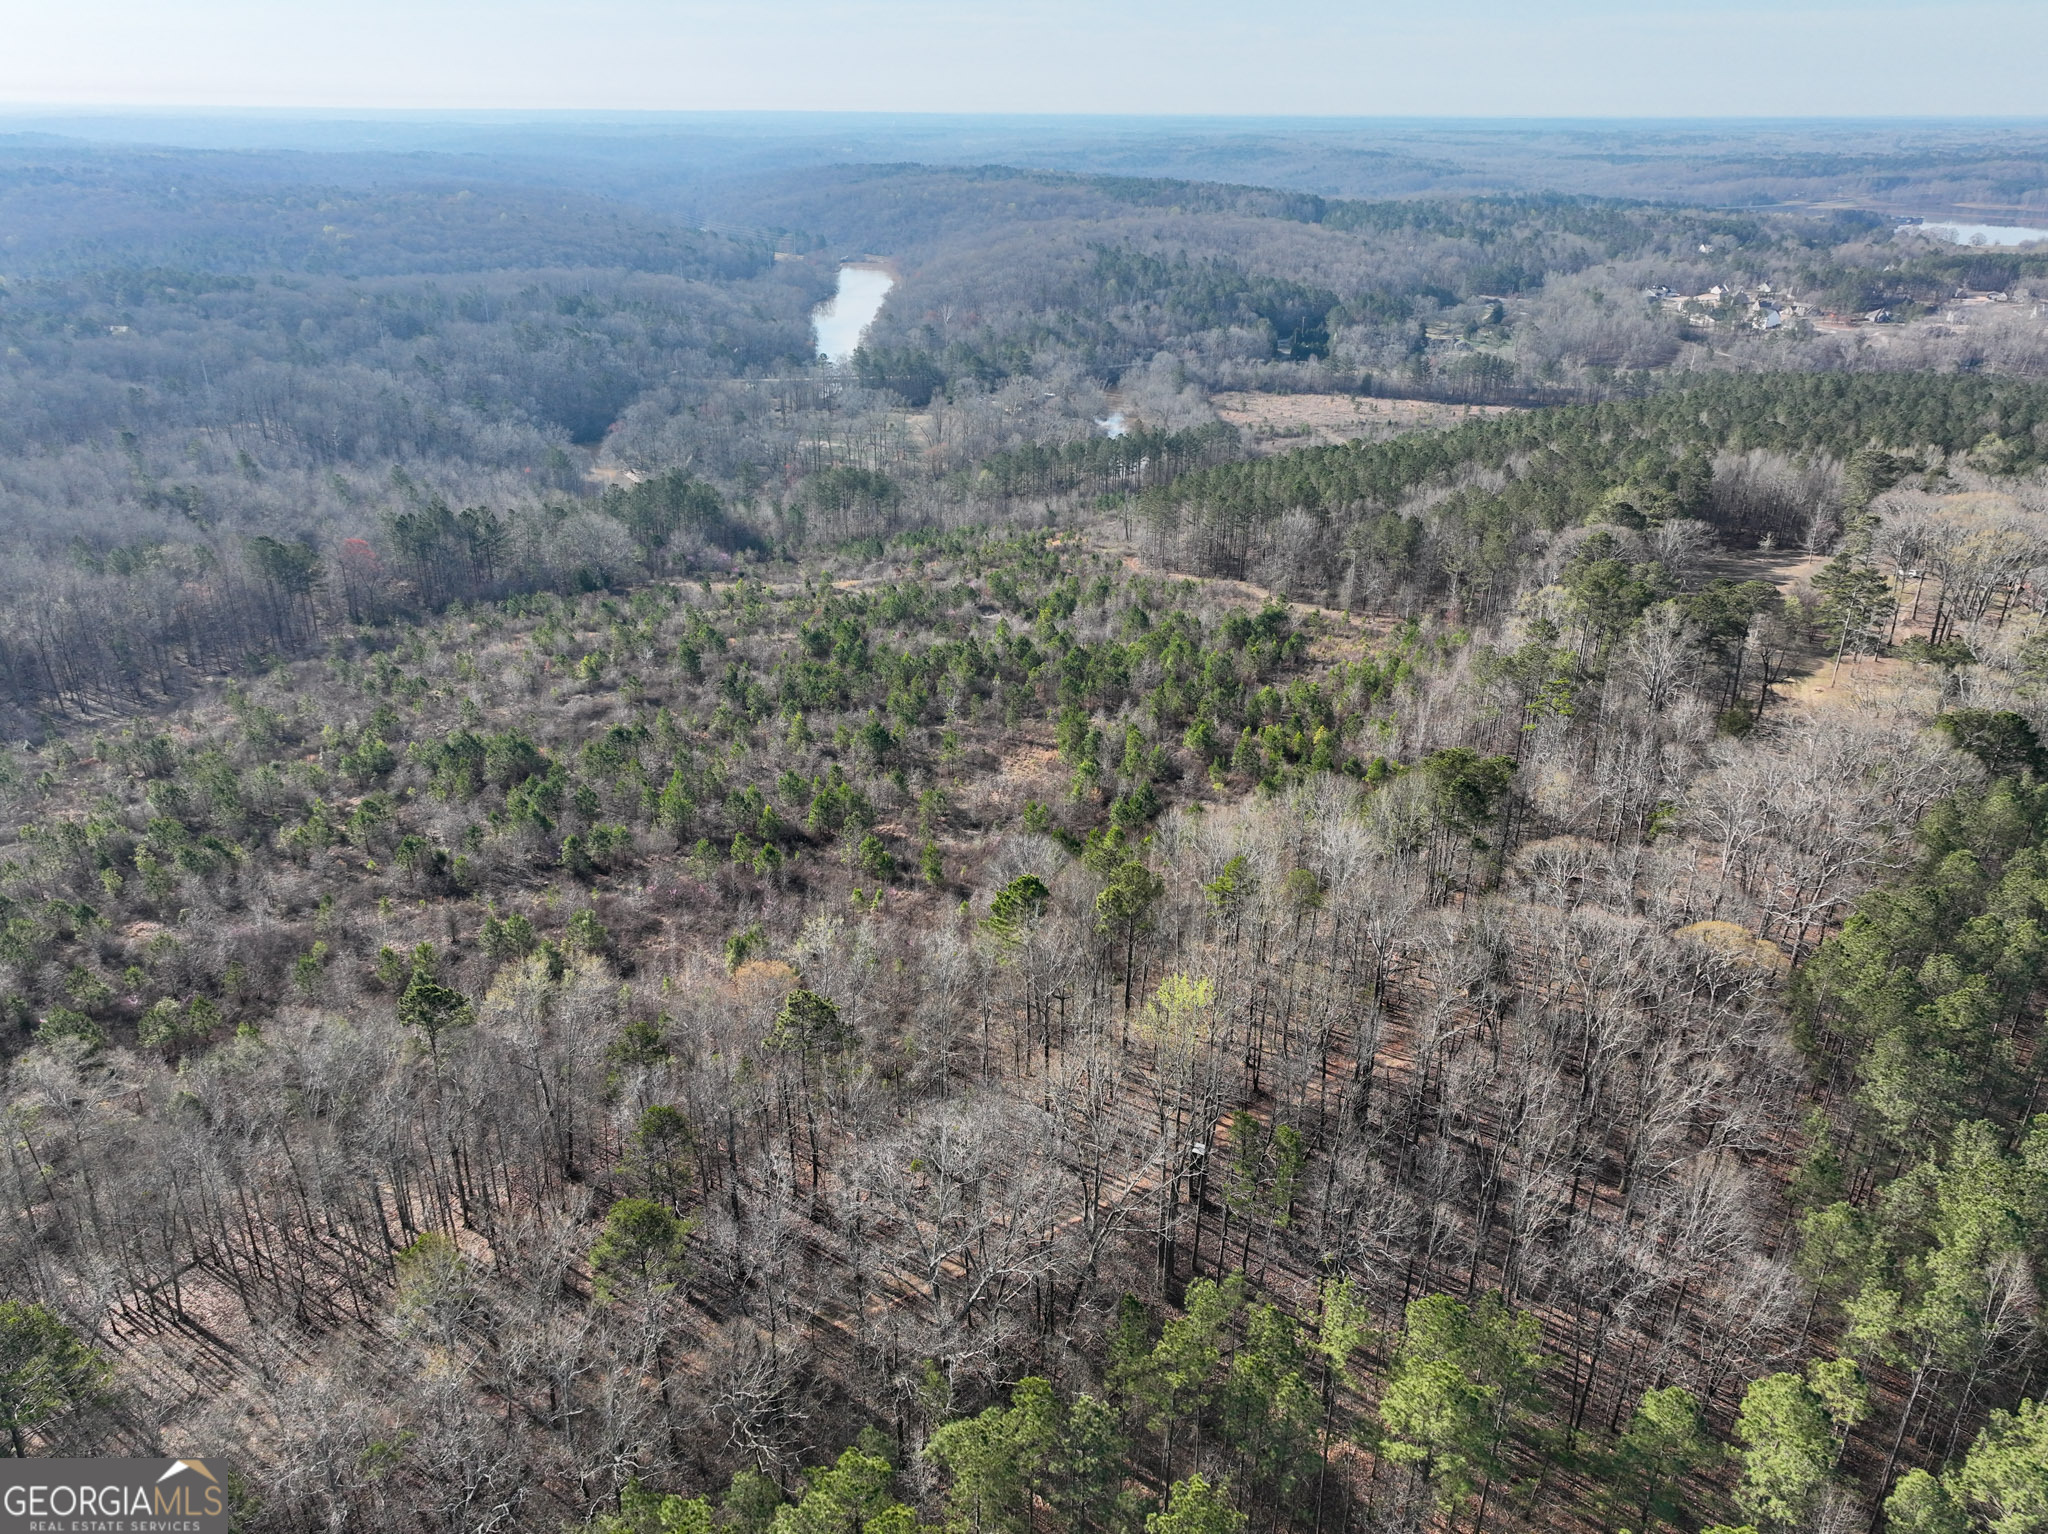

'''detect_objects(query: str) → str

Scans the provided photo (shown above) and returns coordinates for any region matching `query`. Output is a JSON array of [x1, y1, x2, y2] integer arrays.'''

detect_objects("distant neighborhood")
[[1646, 280, 2027, 333], [1647, 281, 1846, 329]]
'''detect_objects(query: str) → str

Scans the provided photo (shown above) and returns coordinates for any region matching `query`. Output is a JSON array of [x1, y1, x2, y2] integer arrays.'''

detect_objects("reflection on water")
[[813, 266, 894, 365], [1904, 221, 2048, 248], [1096, 413, 1128, 438]]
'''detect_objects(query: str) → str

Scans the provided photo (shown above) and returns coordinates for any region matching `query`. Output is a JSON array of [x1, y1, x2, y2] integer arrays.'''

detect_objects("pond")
[[1902, 220, 2048, 248], [812, 265, 894, 365]]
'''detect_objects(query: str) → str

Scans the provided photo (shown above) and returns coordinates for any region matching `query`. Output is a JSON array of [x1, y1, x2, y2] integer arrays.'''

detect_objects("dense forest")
[[784, 166, 2048, 407], [15, 115, 2048, 216], [1, 120, 2047, 1534]]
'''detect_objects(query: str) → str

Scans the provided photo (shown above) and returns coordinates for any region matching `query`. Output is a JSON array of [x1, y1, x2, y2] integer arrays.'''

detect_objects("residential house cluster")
[[1643, 282, 1812, 330]]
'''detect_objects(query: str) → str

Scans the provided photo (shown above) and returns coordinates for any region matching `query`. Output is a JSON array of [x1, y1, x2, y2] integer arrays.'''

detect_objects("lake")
[[1904, 220, 2048, 248], [813, 266, 894, 365]]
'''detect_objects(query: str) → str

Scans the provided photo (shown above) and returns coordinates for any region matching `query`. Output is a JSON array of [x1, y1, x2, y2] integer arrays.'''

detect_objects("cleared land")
[[1209, 391, 1523, 453]]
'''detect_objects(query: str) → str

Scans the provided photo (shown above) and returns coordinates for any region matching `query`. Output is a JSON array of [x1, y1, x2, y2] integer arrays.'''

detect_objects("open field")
[[1209, 391, 1524, 452]]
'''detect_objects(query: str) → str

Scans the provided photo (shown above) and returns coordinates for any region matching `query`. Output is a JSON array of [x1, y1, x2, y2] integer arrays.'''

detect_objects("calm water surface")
[[1904, 221, 2048, 248], [813, 266, 894, 364]]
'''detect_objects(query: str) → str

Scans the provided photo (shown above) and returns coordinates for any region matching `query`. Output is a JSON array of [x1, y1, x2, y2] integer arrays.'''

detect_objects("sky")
[[3, 0, 2046, 119]]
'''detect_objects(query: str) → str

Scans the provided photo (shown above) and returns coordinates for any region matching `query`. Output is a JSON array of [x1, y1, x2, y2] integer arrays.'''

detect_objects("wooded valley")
[[0, 121, 2045, 1534]]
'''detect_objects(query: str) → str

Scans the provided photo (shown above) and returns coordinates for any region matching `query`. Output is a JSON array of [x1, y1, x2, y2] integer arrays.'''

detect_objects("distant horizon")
[[5, 104, 2042, 222]]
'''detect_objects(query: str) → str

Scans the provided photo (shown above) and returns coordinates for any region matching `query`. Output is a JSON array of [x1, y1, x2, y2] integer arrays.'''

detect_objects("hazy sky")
[[5, 0, 2046, 118]]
